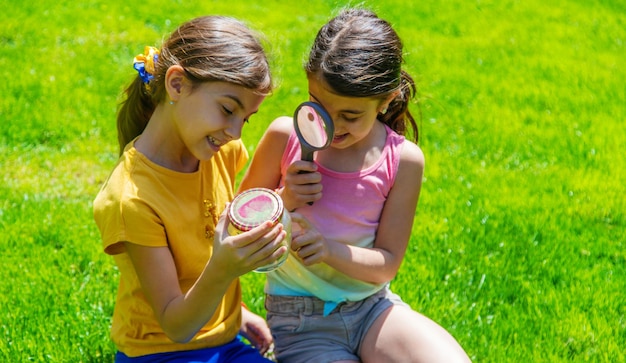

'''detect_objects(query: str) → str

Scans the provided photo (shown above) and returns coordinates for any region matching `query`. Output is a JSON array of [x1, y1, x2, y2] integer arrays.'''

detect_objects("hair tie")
[[133, 46, 160, 84]]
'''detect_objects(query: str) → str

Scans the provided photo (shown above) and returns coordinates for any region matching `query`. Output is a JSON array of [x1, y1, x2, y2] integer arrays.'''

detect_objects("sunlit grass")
[[1, 0, 624, 361]]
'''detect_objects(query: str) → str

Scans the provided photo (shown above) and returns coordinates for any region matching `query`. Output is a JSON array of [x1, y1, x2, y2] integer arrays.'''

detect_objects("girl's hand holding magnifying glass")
[[279, 161, 323, 211]]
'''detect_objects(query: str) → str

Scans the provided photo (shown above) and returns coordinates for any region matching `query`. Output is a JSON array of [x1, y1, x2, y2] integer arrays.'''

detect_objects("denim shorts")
[[265, 287, 409, 363]]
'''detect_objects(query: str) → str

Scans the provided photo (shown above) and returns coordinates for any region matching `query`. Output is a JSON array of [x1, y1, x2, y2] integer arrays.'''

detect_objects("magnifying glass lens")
[[296, 105, 330, 149]]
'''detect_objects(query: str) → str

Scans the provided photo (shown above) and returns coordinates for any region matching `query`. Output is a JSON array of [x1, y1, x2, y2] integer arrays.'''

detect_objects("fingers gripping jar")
[[227, 188, 291, 272]]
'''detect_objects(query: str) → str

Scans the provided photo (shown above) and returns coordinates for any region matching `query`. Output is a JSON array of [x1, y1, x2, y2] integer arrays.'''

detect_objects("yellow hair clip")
[[133, 46, 160, 84]]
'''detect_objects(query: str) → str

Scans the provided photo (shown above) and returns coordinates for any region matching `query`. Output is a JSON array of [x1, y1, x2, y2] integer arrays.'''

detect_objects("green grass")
[[1, 0, 624, 361]]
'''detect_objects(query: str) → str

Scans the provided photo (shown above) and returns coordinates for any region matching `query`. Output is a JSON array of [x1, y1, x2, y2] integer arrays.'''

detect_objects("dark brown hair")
[[116, 16, 273, 155], [305, 8, 419, 142]]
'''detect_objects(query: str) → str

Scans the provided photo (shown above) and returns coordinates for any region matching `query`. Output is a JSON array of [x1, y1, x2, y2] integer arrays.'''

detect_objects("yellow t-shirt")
[[93, 139, 249, 357]]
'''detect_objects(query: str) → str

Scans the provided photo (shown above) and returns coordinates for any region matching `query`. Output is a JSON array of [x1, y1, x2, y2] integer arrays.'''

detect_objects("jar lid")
[[228, 188, 283, 232]]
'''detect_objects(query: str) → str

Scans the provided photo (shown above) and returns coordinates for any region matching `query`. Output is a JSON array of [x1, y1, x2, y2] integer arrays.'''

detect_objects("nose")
[[224, 119, 244, 141]]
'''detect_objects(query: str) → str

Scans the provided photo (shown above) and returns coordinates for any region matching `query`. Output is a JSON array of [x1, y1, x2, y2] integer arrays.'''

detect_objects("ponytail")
[[116, 76, 156, 155], [380, 70, 419, 143]]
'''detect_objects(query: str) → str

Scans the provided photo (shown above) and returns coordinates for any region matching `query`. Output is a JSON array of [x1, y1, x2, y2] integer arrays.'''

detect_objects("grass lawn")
[[1, 0, 624, 361]]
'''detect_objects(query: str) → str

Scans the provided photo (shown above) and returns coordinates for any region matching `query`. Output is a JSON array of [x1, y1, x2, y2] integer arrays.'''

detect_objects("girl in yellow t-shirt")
[[93, 16, 286, 363]]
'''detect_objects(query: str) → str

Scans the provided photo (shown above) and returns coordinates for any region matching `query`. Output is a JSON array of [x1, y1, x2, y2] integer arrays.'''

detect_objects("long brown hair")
[[305, 8, 419, 142], [116, 16, 273, 155]]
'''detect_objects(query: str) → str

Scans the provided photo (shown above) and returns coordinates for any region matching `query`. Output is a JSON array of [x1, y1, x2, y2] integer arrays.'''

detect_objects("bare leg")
[[360, 306, 471, 363]]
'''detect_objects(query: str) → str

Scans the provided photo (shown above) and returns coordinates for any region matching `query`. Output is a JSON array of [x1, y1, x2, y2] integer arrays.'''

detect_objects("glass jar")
[[227, 187, 291, 272]]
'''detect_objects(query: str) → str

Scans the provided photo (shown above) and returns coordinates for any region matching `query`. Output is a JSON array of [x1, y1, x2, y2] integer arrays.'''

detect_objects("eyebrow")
[[309, 93, 365, 115], [225, 95, 245, 109]]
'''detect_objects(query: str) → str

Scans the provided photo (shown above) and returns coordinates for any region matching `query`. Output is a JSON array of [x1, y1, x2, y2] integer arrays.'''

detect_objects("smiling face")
[[307, 75, 386, 151], [173, 80, 265, 161]]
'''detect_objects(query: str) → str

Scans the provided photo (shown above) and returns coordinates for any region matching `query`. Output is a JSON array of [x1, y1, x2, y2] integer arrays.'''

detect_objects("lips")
[[207, 136, 223, 151], [333, 133, 348, 143], [208, 136, 222, 146]]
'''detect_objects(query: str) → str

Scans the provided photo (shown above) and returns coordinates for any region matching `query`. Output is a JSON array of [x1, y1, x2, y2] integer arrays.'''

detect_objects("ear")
[[164, 65, 186, 102], [378, 90, 401, 114]]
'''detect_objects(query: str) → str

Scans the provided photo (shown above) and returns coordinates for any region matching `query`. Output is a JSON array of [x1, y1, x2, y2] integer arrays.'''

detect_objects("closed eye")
[[341, 114, 360, 122], [222, 106, 233, 115]]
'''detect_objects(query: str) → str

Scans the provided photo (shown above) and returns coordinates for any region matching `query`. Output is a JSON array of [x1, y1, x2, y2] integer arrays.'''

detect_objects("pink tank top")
[[266, 124, 406, 307]]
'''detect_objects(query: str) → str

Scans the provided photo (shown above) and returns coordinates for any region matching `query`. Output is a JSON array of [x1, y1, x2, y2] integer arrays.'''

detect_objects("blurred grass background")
[[1, 0, 624, 361]]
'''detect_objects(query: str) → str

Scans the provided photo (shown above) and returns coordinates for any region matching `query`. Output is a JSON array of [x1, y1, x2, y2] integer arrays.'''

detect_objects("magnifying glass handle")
[[300, 148, 314, 163], [297, 170, 315, 206], [297, 168, 315, 206]]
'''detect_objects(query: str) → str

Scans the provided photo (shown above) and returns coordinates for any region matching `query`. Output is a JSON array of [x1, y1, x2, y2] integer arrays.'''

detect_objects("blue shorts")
[[265, 286, 409, 363], [115, 337, 273, 363]]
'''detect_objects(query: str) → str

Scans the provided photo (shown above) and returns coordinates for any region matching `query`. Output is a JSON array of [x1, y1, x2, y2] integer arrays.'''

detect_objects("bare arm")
[[291, 141, 425, 284], [125, 211, 287, 343]]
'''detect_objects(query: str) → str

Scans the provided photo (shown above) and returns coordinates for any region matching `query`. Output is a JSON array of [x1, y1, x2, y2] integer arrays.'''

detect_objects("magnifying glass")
[[293, 101, 334, 205], [293, 101, 334, 162]]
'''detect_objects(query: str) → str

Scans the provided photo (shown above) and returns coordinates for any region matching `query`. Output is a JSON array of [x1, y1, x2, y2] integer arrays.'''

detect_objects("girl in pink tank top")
[[239, 8, 471, 363]]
